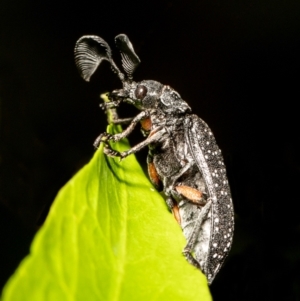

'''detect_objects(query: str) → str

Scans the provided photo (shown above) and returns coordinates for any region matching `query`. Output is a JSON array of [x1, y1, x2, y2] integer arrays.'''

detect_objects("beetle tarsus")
[[103, 146, 119, 157], [93, 132, 113, 149], [103, 146, 126, 160], [182, 250, 201, 270]]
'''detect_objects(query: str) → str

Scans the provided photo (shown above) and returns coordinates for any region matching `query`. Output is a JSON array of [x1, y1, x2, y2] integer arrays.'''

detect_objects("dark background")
[[1, 0, 300, 300]]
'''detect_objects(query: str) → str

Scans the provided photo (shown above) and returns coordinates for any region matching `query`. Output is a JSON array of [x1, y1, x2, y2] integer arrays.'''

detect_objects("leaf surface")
[[2, 125, 211, 301]]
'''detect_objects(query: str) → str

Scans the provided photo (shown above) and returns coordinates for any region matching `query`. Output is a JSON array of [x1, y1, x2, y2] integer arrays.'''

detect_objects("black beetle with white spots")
[[74, 34, 234, 285]]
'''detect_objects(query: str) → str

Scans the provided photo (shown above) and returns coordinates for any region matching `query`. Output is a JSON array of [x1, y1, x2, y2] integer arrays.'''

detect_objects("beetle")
[[74, 34, 234, 284]]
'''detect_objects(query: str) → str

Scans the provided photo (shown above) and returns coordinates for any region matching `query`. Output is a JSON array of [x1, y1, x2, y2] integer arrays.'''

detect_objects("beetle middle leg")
[[166, 185, 205, 225], [103, 127, 166, 159], [163, 161, 193, 195], [94, 111, 149, 148], [164, 161, 206, 206]]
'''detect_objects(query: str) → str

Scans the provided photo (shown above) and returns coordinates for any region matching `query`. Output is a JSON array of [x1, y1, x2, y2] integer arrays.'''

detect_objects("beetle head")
[[116, 80, 191, 114], [110, 80, 191, 114], [110, 80, 163, 110]]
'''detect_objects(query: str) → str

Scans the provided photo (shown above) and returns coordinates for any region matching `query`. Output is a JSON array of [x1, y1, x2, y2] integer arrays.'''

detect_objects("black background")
[[1, 0, 300, 300]]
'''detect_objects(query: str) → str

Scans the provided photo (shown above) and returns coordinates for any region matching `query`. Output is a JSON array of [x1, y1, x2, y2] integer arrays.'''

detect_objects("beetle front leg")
[[99, 94, 134, 125], [109, 117, 134, 125], [99, 99, 122, 111], [103, 127, 166, 160]]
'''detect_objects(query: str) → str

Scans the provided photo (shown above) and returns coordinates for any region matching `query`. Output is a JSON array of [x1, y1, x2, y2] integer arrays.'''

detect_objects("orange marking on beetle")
[[175, 185, 205, 205], [140, 117, 152, 131], [172, 204, 181, 225], [148, 162, 160, 188]]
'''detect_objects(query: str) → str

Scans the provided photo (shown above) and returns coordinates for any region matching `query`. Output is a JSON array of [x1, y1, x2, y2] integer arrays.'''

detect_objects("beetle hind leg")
[[182, 250, 202, 270], [182, 201, 212, 275]]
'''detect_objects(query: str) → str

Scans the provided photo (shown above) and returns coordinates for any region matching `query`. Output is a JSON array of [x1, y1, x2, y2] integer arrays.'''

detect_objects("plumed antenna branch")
[[115, 34, 141, 81], [74, 35, 124, 82]]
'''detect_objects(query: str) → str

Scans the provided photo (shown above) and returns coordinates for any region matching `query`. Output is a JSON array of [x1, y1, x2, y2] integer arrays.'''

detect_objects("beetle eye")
[[135, 85, 147, 100]]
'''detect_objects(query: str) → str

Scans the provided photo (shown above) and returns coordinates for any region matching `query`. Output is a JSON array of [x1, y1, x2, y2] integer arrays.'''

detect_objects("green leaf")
[[1, 125, 211, 301]]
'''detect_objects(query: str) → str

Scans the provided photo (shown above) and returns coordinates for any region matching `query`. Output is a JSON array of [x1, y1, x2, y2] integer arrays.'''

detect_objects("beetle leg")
[[113, 111, 149, 140], [121, 127, 165, 157], [104, 127, 166, 159], [182, 200, 212, 271], [108, 117, 134, 125], [100, 95, 134, 124], [99, 99, 122, 110], [94, 111, 149, 148], [103, 147, 125, 159], [93, 132, 113, 148], [164, 161, 193, 195]]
